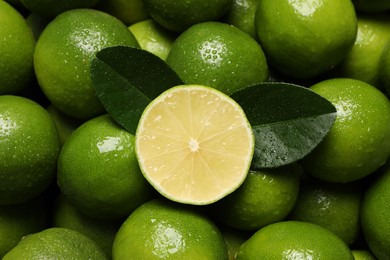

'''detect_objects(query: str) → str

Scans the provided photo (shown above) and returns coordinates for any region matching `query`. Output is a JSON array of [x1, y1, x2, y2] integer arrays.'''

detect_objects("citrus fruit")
[[96, 0, 149, 26], [333, 13, 390, 90], [20, 0, 101, 18], [47, 105, 84, 147], [3, 227, 107, 260], [128, 19, 176, 61], [0, 196, 48, 258], [361, 167, 390, 259], [166, 22, 268, 95], [52, 194, 121, 258], [143, 0, 232, 32], [135, 85, 254, 205], [0, 95, 60, 205], [255, 0, 357, 79], [57, 114, 155, 219], [112, 198, 228, 259], [222, 0, 258, 40], [380, 40, 390, 94], [289, 178, 362, 245], [209, 166, 300, 230], [352, 0, 390, 12], [218, 225, 252, 260], [34, 8, 139, 119], [301, 78, 390, 183], [236, 221, 354, 259], [25, 12, 50, 40], [0, 1, 35, 95], [351, 250, 377, 260]]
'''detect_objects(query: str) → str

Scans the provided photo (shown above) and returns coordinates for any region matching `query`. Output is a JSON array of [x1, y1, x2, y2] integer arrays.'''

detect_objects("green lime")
[[256, 0, 357, 79], [289, 178, 362, 245], [302, 78, 390, 183], [3, 227, 107, 260], [57, 114, 155, 219], [209, 166, 300, 230], [222, 0, 258, 40], [351, 250, 377, 260], [25, 12, 50, 40], [0, 95, 60, 205], [52, 194, 121, 258], [143, 0, 232, 32], [361, 167, 390, 259], [34, 8, 139, 119], [20, 0, 101, 18], [96, 0, 149, 26], [218, 224, 252, 260], [166, 22, 268, 95], [0, 196, 48, 258], [236, 221, 354, 259], [333, 13, 390, 90], [112, 198, 228, 259], [0, 1, 35, 95], [129, 19, 176, 61]]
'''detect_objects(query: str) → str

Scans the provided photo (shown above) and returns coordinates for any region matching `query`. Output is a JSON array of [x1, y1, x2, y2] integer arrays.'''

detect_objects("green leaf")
[[91, 46, 184, 134], [230, 82, 337, 169]]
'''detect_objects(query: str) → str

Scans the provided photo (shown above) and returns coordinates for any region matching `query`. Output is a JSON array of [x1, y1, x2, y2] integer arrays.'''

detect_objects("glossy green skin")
[[57, 114, 155, 219], [166, 21, 268, 95], [0, 196, 48, 258], [361, 168, 390, 259], [210, 167, 299, 231], [289, 179, 361, 245], [34, 9, 139, 120], [302, 78, 390, 183], [236, 221, 354, 260], [3, 228, 107, 260], [113, 199, 228, 260], [256, 0, 357, 79], [351, 250, 377, 260], [96, 0, 149, 26], [0, 1, 35, 95], [143, 0, 231, 32], [335, 14, 390, 90], [0, 95, 60, 205]]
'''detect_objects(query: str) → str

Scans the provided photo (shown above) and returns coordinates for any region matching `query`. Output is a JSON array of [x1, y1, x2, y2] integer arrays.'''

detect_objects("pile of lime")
[[1, 0, 390, 259]]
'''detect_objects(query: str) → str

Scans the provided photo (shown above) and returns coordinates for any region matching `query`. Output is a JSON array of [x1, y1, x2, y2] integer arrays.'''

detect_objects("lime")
[[143, 0, 232, 32], [351, 250, 377, 260], [3, 227, 107, 260], [129, 19, 176, 61], [236, 221, 354, 259], [0, 1, 35, 95], [302, 78, 390, 183], [112, 198, 228, 259], [361, 167, 390, 259], [210, 166, 300, 230], [34, 8, 139, 119], [0, 95, 60, 205], [96, 0, 149, 26], [0, 196, 48, 258], [135, 85, 254, 205], [218, 225, 252, 260], [222, 0, 258, 40], [256, 0, 357, 79], [166, 22, 268, 95], [25, 12, 50, 40], [52, 194, 121, 258], [333, 13, 390, 90], [57, 114, 155, 219], [289, 178, 362, 245], [20, 0, 101, 18]]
